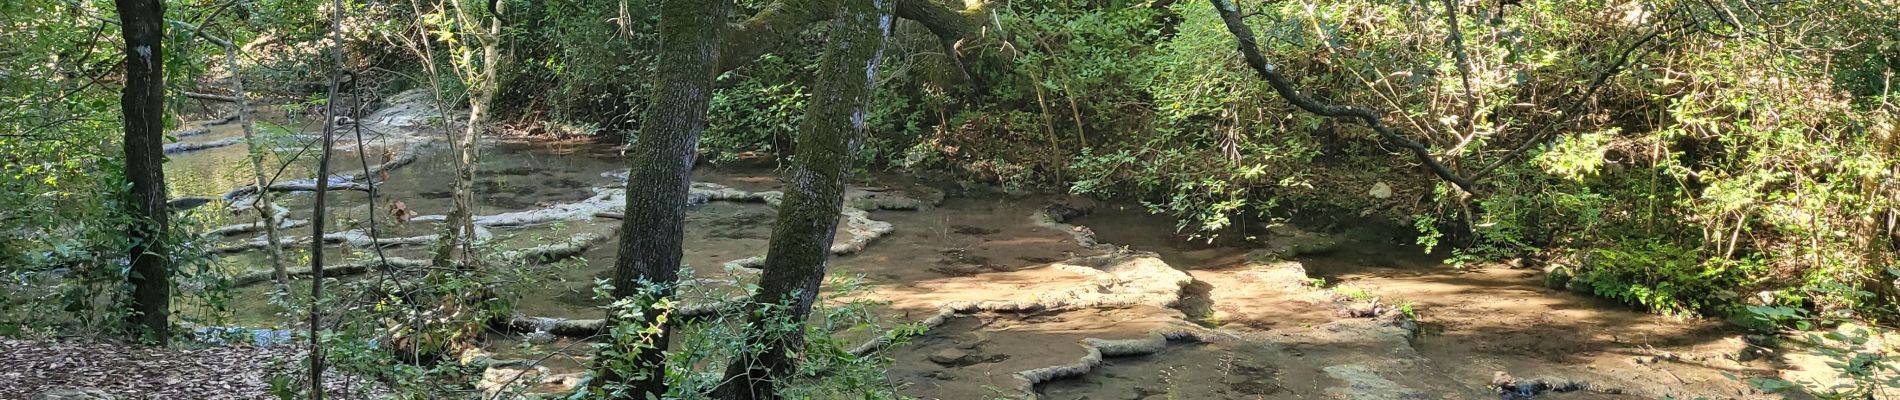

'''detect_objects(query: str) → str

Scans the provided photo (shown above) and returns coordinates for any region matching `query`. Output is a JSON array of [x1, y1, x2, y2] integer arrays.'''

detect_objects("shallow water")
[[164, 114, 1768, 398]]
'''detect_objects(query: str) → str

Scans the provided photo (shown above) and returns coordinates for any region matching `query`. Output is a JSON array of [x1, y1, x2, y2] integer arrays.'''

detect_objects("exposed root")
[[212, 226, 489, 254], [218, 140, 423, 203], [222, 179, 373, 201], [206, 204, 306, 236], [175, 127, 213, 138], [230, 256, 429, 286], [206, 114, 240, 126], [457, 187, 623, 227], [1011, 328, 1219, 396], [830, 207, 892, 255], [493, 233, 603, 264], [503, 295, 751, 338], [164, 137, 243, 154]]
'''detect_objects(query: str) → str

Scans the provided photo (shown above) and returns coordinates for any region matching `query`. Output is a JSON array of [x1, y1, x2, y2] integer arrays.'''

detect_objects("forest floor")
[[0, 338, 384, 399]]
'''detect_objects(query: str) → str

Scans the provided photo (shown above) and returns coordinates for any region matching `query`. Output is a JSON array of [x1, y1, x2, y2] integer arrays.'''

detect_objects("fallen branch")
[[1208, 0, 1473, 192], [163, 137, 243, 154], [183, 91, 238, 102], [223, 180, 372, 201], [492, 233, 603, 264], [231, 256, 429, 286]]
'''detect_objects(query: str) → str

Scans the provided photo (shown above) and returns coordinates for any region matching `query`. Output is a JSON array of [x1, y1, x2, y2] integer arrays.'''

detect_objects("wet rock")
[[34, 388, 114, 400], [928, 348, 971, 365], [845, 187, 931, 210], [523, 331, 556, 345], [364, 89, 446, 128], [951, 225, 999, 235], [1322, 364, 1426, 400], [928, 347, 1008, 367], [1543, 264, 1574, 290]]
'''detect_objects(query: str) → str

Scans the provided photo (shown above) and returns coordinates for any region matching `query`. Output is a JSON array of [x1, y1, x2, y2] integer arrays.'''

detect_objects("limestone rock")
[[1368, 182, 1393, 199], [928, 348, 973, 366]]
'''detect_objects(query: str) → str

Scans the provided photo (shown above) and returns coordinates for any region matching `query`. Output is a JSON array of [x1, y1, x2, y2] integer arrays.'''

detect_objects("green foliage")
[[1735, 307, 1900, 398], [706, 55, 812, 162], [583, 274, 916, 399], [507, 0, 659, 130], [1570, 241, 1755, 316]]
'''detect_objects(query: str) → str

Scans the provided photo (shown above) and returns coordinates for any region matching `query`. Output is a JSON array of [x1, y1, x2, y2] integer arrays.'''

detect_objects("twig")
[[1465, 19, 1696, 181]]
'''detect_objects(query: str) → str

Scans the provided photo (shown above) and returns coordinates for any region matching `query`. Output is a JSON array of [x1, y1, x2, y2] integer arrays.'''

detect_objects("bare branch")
[[1207, 0, 1476, 192]]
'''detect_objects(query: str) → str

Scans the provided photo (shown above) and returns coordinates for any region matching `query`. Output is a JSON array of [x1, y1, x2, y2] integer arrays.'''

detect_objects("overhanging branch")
[[1208, 0, 1475, 193], [718, 0, 980, 78]]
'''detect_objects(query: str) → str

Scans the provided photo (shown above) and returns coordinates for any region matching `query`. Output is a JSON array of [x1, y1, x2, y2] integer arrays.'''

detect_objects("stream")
[[165, 98, 1788, 399]]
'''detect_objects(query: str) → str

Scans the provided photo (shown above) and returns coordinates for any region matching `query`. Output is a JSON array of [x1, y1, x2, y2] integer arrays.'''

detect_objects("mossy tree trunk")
[[114, 0, 170, 344], [599, 0, 730, 397], [711, 0, 894, 398]]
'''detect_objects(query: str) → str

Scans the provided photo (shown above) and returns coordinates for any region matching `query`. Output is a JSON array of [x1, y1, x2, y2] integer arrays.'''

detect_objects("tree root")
[[1010, 328, 1219, 397], [502, 295, 751, 337], [164, 137, 243, 154], [230, 256, 429, 286], [493, 233, 603, 264], [212, 226, 487, 254], [206, 204, 307, 236]]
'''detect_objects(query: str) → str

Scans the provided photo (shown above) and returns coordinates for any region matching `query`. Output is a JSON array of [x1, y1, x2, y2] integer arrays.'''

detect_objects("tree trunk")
[[437, 0, 502, 268], [597, 0, 730, 397], [712, 0, 893, 398], [115, 0, 170, 344], [309, 0, 349, 396], [218, 40, 289, 288]]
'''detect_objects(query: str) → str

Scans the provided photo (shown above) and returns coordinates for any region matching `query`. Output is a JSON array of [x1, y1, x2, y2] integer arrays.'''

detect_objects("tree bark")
[[598, 0, 730, 397], [437, 0, 503, 267], [212, 38, 289, 288], [712, 0, 894, 398], [115, 0, 170, 344], [309, 0, 349, 395]]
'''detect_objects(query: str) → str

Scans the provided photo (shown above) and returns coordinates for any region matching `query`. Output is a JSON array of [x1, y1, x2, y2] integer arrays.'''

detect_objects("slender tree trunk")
[[115, 0, 170, 344], [597, 0, 729, 397], [218, 41, 289, 288], [309, 0, 348, 396], [713, 1, 893, 398], [438, 0, 501, 267]]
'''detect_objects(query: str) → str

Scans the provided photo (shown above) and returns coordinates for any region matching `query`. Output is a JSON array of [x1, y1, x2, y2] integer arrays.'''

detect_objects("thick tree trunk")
[[711, 0, 893, 398], [597, 0, 730, 397], [115, 0, 170, 344]]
